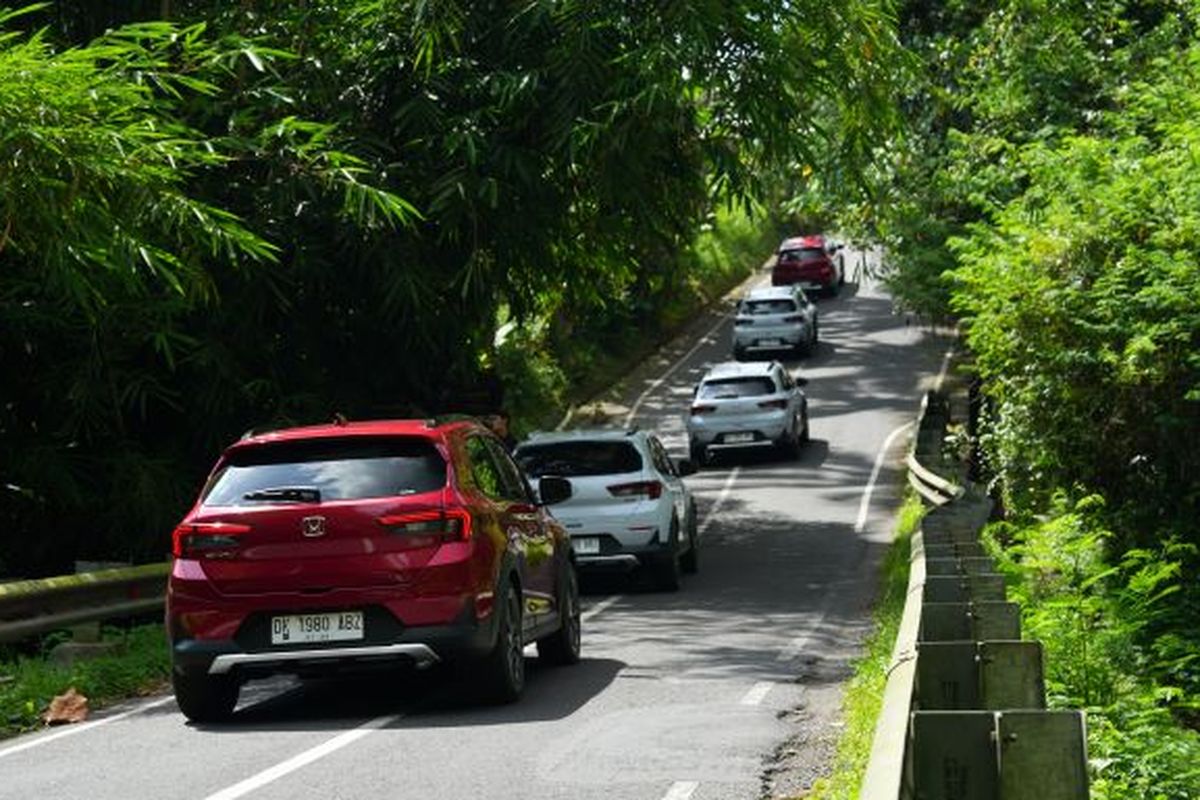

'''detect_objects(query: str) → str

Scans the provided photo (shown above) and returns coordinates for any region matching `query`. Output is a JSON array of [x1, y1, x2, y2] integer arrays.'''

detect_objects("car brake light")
[[691, 404, 717, 416], [376, 509, 472, 542], [782, 314, 805, 323], [607, 481, 663, 500], [172, 522, 252, 558], [758, 399, 788, 410]]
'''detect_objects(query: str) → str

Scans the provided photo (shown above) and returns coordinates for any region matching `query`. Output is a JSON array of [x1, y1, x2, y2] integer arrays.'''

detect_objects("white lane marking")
[[698, 466, 741, 536], [581, 594, 621, 623], [623, 313, 729, 427], [777, 591, 835, 661], [0, 695, 176, 761], [662, 780, 700, 800], [739, 681, 773, 706], [203, 713, 401, 800], [854, 421, 914, 534], [934, 339, 955, 391]]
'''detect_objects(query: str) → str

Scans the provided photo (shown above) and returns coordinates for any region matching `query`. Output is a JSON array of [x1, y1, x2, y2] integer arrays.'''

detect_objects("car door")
[[647, 435, 688, 528], [482, 436, 558, 627]]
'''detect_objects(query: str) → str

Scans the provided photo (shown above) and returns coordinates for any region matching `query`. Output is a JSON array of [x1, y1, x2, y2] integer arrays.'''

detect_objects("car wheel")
[[799, 408, 811, 443], [733, 346, 747, 362], [480, 581, 525, 703], [680, 502, 699, 575], [654, 517, 683, 592], [172, 667, 239, 723], [537, 566, 581, 666], [813, 319, 820, 345], [689, 440, 708, 468]]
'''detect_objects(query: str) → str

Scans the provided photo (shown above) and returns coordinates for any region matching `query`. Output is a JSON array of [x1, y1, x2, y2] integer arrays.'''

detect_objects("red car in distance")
[[166, 418, 580, 721], [771, 235, 845, 295]]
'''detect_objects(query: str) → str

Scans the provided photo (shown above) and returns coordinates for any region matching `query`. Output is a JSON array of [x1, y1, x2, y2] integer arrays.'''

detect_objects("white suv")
[[513, 429, 698, 590], [686, 361, 809, 465], [732, 285, 819, 359]]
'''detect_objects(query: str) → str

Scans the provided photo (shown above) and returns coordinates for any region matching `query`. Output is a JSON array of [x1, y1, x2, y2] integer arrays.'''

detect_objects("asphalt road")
[[0, 255, 951, 800]]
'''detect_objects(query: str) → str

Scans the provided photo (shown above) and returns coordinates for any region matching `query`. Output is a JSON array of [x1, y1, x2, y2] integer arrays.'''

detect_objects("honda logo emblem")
[[301, 516, 327, 538]]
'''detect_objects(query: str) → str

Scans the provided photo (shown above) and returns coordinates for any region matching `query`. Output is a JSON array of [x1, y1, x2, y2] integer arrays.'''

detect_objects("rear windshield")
[[697, 377, 777, 399], [514, 441, 643, 477], [742, 299, 797, 315], [779, 247, 825, 263], [202, 437, 446, 506]]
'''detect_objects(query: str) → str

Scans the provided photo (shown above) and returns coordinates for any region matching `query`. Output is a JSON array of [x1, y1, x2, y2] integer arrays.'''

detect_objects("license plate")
[[725, 433, 754, 444], [271, 611, 364, 645], [573, 537, 601, 555], [759, 338, 784, 346]]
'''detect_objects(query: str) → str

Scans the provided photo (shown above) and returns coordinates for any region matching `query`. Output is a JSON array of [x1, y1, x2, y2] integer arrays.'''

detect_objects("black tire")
[[172, 667, 239, 723], [480, 581, 525, 703], [680, 502, 699, 575], [799, 408, 811, 443], [537, 566, 581, 666], [689, 440, 707, 468], [813, 319, 820, 345], [654, 518, 683, 591], [733, 347, 747, 361]]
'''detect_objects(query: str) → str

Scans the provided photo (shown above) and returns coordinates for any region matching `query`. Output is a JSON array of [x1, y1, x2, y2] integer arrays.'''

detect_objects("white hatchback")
[[514, 429, 698, 590], [732, 285, 819, 359], [686, 361, 809, 465]]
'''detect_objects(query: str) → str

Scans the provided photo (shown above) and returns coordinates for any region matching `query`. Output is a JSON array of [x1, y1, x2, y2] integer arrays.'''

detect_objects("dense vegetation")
[[876, 1, 1200, 795], [0, 1, 899, 575]]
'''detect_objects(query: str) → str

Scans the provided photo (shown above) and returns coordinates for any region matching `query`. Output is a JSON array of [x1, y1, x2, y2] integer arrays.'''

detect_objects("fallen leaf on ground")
[[43, 688, 89, 725]]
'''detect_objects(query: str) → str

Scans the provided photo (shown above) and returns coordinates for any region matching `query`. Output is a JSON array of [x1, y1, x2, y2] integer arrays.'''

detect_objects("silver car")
[[686, 361, 809, 465], [513, 429, 699, 590], [732, 285, 818, 359]]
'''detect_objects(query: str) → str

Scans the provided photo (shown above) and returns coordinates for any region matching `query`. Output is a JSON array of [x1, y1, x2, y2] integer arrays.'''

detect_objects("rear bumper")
[[171, 602, 498, 678], [688, 414, 789, 447], [732, 325, 807, 351], [571, 535, 674, 572]]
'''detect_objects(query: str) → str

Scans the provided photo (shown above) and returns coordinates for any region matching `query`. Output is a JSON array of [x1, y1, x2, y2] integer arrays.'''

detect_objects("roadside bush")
[[983, 494, 1200, 799]]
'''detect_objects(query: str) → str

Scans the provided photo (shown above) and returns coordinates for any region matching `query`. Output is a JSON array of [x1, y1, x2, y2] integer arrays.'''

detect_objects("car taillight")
[[782, 314, 805, 323], [691, 404, 717, 416], [758, 399, 788, 410], [376, 509, 472, 543], [172, 522, 252, 558], [607, 481, 663, 500]]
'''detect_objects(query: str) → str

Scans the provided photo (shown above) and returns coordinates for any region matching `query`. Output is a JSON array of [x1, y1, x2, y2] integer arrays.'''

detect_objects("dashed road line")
[[581, 594, 622, 623], [662, 780, 700, 800], [0, 695, 176, 761], [698, 466, 741, 536], [739, 681, 773, 706], [202, 713, 403, 800]]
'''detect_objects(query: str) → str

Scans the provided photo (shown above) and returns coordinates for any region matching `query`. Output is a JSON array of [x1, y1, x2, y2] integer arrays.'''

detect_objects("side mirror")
[[795, 376, 809, 387], [675, 458, 698, 477], [537, 476, 573, 505]]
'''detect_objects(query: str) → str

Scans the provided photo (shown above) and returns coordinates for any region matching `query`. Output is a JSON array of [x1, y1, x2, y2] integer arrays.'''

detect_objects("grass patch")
[[0, 623, 170, 739], [802, 491, 925, 799]]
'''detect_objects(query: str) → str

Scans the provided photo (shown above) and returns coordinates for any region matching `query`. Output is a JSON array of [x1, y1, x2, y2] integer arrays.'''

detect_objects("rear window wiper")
[[242, 486, 321, 503]]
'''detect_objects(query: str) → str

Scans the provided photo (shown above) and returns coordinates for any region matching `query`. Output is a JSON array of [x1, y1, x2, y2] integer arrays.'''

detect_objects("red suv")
[[771, 235, 844, 295], [166, 418, 580, 721]]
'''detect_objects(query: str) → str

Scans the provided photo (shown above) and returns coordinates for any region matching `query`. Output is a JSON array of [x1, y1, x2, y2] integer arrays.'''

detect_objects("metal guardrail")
[[0, 563, 168, 643], [860, 391, 1089, 799]]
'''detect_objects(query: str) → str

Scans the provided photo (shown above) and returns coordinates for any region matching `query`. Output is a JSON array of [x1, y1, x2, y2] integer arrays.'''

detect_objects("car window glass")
[[743, 299, 797, 315], [696, 377, 776, 399], [203, 437, 446, 506], [465, 436, 505, 500], [514, 441, 643, 477], [485, 438, 530, 501], [780, 370, 794, 390], [648, 437, 675, 476], [780, 247, 825, 263]]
